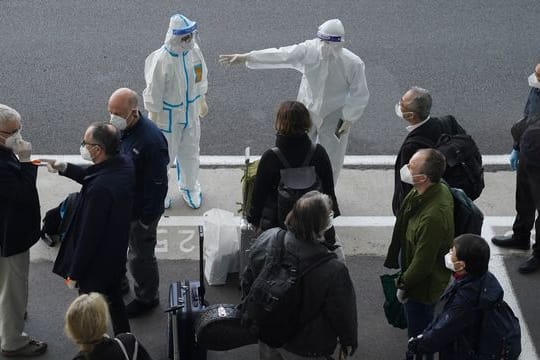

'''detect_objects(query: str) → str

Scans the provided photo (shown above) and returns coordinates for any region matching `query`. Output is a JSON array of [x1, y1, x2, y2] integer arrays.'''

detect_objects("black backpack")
[[40, 192, 80, 246], [475, 277, 522, 360], [407, 116, 485, 201], [241, 230, 336, 348], [446, 184, 484, 236], [272, 144, 323, 227]]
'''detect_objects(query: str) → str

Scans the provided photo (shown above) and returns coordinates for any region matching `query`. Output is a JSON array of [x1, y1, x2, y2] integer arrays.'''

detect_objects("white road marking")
[[483, 223, 537, 359], [33, 154, 510, 167]]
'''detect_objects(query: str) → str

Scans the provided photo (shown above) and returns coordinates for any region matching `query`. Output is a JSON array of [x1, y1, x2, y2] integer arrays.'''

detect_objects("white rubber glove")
[[40, 158, 67, 173], [337, 119, 352, 135], [15, 140, 32, 162], [396, 288, 408, 304], [199, 96, 208, 118], [218, 53, 249, 65]]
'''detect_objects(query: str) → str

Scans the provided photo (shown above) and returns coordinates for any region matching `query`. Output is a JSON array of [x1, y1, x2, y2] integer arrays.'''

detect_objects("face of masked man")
[[318, 39, 343, 60], [167, 33, 195, 53]]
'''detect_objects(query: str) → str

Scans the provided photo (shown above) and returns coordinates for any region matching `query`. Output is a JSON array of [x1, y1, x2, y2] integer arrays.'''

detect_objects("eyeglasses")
[[81, 140, 101, 148], [181, 34, 193, 42]]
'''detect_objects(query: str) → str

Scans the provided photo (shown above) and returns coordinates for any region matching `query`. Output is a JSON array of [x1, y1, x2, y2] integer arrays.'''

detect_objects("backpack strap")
[[114, 338, 130, 360], [270, 229, 287, 258], [114, 334, 139, 360], [271, 147, 292, 168], [301, 143, 317, 167]]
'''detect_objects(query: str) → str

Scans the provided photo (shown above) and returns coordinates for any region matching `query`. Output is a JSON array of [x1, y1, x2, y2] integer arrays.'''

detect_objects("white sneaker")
[[182, 190, 202, 209], [164, 196, 172, 209]]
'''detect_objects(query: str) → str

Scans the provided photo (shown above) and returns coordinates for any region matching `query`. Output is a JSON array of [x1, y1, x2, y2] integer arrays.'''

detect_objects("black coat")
[[392, 116, 465, 215], [247, 133, 340, 227], [415, 272, 503, 360], [0, 146, 41, 257], [53, 155, 135, 291], [242, 228, 357, 356], [120, 113, 169, 223], [73, 333, 153, 360]]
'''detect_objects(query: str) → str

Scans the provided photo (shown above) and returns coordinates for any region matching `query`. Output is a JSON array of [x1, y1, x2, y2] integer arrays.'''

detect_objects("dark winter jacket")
[[247, 133, 340, 228], [120, 112, 169, 224], [73, 333, 153, 360], [242, 228, 357, 356], [524, 86, 540, 118], [392, 116, 465, 215], [53, 155, 135, 291], [385, 182, 454, 304], [415, 272, 503, 360], [0, 146, 41, 257]]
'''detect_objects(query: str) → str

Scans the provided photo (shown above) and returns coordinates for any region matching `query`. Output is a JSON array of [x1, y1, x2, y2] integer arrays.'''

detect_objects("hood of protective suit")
[[164, 14, 198, 53], [317, 19, 345, 42]]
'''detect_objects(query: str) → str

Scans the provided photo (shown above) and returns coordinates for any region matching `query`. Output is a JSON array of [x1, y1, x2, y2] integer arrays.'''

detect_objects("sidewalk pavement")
[[27, 166, 540, 360]]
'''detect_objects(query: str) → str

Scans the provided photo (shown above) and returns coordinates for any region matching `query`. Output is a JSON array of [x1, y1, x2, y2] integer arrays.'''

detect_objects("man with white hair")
[[219, 19, 369, 183], [143, 14, 208, 209], [0, 104, 47, 357]]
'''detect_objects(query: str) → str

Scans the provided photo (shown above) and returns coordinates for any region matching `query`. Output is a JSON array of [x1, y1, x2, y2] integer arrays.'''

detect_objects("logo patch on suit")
[[194, 64, 203, 83]]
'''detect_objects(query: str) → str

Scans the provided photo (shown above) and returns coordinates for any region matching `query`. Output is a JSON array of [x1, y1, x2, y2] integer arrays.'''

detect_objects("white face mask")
[[444, 252, 456, 272], [319, 40, 342, 60], [395, 103, 404, 119], [80, 145, 93, 162], [110, 114, 127, 131], [180, 39, 195, 51], [168, 35, 195, 52], [400, 165, 414, 184], [3, 130, 23, 150], [528, 73, 540, 89]]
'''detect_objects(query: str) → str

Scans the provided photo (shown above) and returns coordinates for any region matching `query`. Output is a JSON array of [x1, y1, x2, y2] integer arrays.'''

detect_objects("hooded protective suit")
[[143, 14, 208, 208], [244, 19, 369, 183]]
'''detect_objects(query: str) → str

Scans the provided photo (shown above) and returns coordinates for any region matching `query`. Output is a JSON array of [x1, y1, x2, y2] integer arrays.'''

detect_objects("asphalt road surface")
[[0, 0, 538, 155]]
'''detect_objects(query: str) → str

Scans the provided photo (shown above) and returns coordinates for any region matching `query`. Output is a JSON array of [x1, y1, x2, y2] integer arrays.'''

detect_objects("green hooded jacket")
[[384, 182, 454, 304]]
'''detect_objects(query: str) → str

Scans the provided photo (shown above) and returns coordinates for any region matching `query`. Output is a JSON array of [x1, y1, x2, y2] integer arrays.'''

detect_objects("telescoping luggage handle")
[[197, 225, 206, 303], [164, 225, 206, 313]]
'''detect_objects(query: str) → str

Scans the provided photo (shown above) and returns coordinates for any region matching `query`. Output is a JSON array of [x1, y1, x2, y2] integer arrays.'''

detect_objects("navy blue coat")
[[415, 272, 503, 360], [53, 155, 135, 291], [120, 113, 169, 223], [524, 87, 540, 118], [0, 146, 41, 257]]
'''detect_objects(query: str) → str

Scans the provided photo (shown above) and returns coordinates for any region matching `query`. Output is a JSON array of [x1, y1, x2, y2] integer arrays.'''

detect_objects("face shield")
[[164, 14, 198, 53], [316, 19, 345, 59]]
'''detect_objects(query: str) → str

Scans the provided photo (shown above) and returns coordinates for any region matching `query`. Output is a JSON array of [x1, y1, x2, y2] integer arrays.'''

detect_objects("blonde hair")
[[65, 293, 109, 352]]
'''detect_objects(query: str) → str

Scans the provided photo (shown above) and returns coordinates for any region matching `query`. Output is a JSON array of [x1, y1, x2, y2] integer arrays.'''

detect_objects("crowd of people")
[[0, 11, 537, 360]]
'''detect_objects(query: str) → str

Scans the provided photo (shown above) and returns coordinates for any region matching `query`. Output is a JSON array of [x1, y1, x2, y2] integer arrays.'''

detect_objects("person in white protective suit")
[[219, 19, 369, 183], [143, 14, 208, 209]]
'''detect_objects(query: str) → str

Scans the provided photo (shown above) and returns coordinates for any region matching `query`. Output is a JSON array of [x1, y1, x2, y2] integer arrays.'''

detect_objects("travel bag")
[[166, 225, 208, 360], [195, 304, 258, 351]]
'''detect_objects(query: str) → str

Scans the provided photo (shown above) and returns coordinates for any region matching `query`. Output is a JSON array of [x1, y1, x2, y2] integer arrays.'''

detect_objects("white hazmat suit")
[[221, 19, 369, 183], [143, 14, 208, 209]]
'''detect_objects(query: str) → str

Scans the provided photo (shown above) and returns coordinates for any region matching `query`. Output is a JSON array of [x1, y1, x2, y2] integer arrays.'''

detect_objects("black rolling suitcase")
[[166, 225, 207, 360]]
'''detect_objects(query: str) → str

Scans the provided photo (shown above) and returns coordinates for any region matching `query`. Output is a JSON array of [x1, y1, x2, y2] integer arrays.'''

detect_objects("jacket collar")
[[83, 155, 126, 182], [122, 111, 144, 138], [275, 133, 311, 149]]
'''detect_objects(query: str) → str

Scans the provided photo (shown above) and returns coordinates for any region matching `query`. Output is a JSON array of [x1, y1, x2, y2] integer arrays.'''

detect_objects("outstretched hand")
[[218, 53, 248, 65]]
